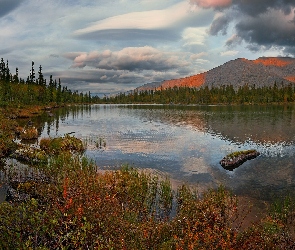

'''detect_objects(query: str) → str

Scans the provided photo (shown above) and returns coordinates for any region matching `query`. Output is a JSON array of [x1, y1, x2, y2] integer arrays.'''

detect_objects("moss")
[[226, 149, 258, 159]]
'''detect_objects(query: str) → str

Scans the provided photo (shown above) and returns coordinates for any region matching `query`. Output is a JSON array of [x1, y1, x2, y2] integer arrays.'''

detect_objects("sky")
[[1, 0, 295, 95]]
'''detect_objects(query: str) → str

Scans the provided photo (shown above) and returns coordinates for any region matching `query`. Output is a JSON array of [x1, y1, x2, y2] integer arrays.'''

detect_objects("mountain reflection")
[[127, 104, 295, 145]]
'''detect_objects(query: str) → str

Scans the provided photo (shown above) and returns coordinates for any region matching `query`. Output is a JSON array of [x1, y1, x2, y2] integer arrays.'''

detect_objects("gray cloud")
[[49, 67, 180, 94], [236, 10, 295, 48], [225, 34, 242, 47], [195, 0, 295, 56], [232, 0, 295, 16], [209, 13, 231, 35], [73, 28, 180, 42], [0, 0, 23, 18], [64, 46, 189, 72], [0, 47, 13, 55], [4, 0, 287, 96]]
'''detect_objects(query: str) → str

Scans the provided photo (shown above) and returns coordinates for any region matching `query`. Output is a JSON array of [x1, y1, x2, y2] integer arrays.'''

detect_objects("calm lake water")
[[35, 104, 295, 203]]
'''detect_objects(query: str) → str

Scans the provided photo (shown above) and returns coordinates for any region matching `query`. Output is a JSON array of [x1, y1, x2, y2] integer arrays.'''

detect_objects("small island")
[[220, 149, 260, 171]]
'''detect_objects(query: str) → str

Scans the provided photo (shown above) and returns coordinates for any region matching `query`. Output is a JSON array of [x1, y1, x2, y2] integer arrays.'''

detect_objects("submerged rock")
[[220, 149, 260, 171]]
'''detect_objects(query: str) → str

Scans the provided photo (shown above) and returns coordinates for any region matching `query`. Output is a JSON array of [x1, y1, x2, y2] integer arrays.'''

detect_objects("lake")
[[36, 104, 295, 204], [1, 104, 295, 205]]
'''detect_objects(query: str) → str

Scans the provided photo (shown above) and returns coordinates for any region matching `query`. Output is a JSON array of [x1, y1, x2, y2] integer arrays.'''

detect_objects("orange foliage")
[[157, 72, 206, 90], [253, 57, 292, 67], [284, 76, 295, 83]]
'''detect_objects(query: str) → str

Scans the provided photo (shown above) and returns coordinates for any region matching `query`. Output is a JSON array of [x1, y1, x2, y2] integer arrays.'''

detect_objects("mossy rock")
[[220, 149, 260, 171], [40, 134, 85, 155]]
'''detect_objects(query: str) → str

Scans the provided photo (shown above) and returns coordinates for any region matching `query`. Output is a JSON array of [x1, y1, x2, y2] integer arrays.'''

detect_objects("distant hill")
[[136, 57, 295, 91]]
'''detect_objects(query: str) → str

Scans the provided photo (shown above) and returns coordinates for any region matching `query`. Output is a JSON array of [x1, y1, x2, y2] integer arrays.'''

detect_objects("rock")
[[220, 150, 260, 171]]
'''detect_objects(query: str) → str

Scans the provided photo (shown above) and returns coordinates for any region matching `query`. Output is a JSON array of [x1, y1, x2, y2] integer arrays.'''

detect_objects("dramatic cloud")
[[73, 2, 213, 42], [0, 0, 23, 18], [236, 9, 295, 47], [232, 0, 295, 16], [193, 0, 295, 56], [65, 46, 189, 72]]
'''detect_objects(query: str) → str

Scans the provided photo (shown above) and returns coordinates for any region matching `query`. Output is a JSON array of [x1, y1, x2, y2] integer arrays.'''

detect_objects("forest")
[[105, 83, 295, 105], [0, 58, 100, 106]]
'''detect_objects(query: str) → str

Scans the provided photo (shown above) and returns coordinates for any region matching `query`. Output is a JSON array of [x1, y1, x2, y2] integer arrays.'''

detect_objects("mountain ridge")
[[136, 57, 295, 92]]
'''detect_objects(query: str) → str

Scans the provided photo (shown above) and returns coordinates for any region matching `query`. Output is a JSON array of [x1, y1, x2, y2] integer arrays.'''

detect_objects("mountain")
[[136, 57, 295, 91]]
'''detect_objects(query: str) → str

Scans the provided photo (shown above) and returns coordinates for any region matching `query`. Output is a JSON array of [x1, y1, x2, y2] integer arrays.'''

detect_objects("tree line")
[[103, 82, 295, 105], [3, 57, 294, 106], [0, 58, 98, 106]]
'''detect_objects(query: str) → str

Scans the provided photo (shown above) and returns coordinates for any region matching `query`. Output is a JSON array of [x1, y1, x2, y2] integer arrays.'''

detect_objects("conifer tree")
[[0, 58, 5, 80], [38, 65, 44, 86], [30, 61, 35, 83], [13, 68, 19, 83]]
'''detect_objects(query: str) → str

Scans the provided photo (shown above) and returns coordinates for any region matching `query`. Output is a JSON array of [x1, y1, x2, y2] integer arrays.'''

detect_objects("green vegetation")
[[0, 58, 99, 106], [104, 83, 295, 104], [225, 149, 258, 159]]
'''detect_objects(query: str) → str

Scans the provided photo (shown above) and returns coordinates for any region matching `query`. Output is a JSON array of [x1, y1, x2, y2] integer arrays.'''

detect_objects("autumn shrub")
[[0, 154, 176, 249], [171, 185, 239, 249]]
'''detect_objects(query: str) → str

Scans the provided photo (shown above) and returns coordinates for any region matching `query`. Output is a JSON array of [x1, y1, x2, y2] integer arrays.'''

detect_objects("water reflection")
[[126, 104, 295, 144], [29, 104, 295, 203]]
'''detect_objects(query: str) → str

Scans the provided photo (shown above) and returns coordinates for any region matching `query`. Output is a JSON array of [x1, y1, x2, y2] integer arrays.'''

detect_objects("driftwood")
[[220, 150, 260, 171]]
